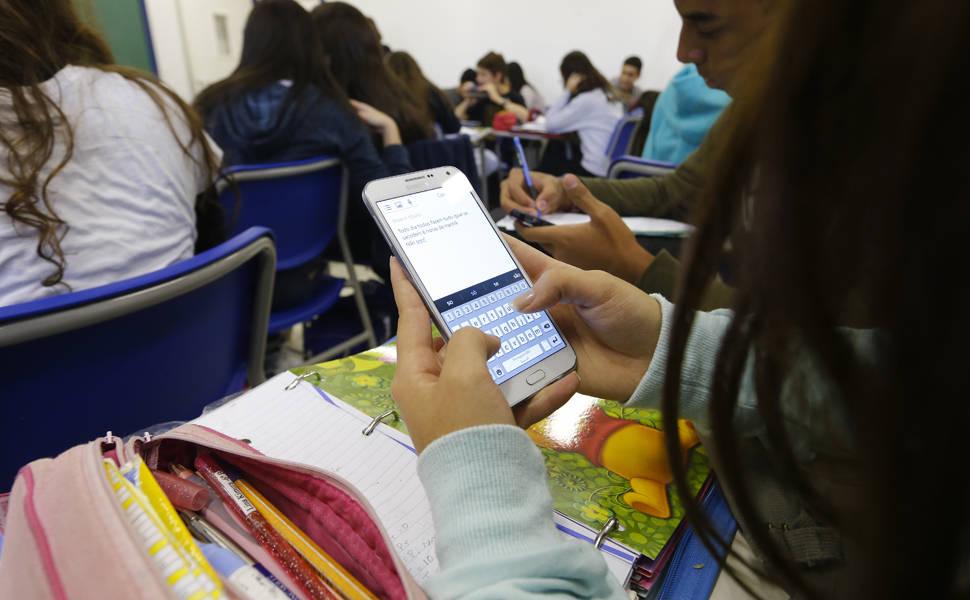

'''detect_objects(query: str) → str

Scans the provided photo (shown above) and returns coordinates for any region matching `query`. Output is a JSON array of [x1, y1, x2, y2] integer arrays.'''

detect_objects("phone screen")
[[377, 177, 566, 384]]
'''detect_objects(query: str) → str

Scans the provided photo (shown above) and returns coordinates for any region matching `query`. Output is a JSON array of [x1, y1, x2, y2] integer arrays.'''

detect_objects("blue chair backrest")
[[218, 156, 344, 271], [607, 155, 677, 180], [606, 115, 643, 162], [0, 227, 275, 490]]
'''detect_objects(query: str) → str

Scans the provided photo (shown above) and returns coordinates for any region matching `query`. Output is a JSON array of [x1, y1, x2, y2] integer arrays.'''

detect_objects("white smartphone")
[[363, 167, 577, 406]]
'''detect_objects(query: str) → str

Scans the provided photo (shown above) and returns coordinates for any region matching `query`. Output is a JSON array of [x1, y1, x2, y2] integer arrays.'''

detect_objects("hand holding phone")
[[388, 259, 580, 452], [364, 167, 578, 406]]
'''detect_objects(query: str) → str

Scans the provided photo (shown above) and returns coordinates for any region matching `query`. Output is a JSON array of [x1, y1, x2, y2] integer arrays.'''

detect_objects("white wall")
[[175, 0, 251, 94], [352, 0, 686, 103], [144, 0, 193, 99], [145, 0, 251, 100]]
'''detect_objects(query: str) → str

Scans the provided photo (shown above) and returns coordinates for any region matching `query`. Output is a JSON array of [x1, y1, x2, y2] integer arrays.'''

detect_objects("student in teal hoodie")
[[641, 64, 731, 165]]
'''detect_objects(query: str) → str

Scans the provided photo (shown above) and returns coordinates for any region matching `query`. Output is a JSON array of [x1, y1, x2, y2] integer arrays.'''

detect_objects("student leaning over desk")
[[543, 51, 624, 178], [389, 0, 970, 597]]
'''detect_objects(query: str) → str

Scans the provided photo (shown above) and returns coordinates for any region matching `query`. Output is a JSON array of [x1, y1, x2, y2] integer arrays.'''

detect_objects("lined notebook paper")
[[191, 372, 439, 582]]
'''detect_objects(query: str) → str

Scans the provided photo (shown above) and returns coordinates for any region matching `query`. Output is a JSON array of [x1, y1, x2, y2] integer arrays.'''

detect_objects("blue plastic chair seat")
[[268, 275, 344, 333]]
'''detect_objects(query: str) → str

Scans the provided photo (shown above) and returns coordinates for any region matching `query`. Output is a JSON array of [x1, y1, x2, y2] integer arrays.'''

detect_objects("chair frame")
[[605, 115, 644, 161], [607, 156, 677, 179], [218, 158, 377, 363], [0, 231, 276, 387]]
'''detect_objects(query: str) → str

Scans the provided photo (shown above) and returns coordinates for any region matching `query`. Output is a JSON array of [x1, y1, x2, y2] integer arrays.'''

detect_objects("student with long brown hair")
[[543, 51, 623, 177], [386, 0, 969, 598], [385, 50, 460, 136], [195, 0, 410, 291], [310, 2, 434, 145], [0, 0, 221, 306]]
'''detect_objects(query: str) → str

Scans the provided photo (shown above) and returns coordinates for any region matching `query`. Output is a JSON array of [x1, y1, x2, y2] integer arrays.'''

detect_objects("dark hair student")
[[311, 2, 434, 144], [197, 0, 413, 293], [559, 50, 614, 99], [385, 50, 460, 135], [194, 0, 350, 123]]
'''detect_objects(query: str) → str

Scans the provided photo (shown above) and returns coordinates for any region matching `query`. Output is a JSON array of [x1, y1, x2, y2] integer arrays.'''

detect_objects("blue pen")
[[513, 136, 541, 218]]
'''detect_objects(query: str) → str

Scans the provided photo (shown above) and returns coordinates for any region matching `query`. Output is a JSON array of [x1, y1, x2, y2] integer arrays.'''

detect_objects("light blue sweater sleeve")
[[416, 425, 628, 599], [630, 295, 859, 457], [629, 294, 757, 434]]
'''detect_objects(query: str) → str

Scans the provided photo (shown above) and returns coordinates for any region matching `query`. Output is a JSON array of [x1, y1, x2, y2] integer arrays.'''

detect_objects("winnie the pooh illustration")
[[529, 405, 700, 518]]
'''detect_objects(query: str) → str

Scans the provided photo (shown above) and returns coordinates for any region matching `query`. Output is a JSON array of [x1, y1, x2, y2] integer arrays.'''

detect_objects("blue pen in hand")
[[513, 136, 541, 218]]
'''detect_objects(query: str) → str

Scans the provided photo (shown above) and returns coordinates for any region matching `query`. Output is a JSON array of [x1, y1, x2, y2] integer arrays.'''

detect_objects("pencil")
[[236, 480, 378, 600], [194, 454, 338, 600]]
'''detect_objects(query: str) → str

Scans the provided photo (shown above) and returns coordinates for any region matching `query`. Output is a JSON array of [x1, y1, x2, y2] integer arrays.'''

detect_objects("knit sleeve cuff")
[[417, 425, 561, 566]]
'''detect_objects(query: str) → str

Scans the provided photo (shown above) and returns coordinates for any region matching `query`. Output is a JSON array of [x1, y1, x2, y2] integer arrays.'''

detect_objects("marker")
[[180, 510, 299, 600], [199, 543, 294, 600], [513, 136, 541, 218]]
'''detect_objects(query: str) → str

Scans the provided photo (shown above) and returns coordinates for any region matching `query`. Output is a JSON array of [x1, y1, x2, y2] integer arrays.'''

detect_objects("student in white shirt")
[[544, 51, 624, 177], [0, 0, 221, 307]]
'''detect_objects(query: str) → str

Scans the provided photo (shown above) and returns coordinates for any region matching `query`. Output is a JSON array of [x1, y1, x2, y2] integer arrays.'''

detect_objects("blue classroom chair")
[[0, 227, 276, 490], [607, 155, 677, 179], [217, 156, 377, 362], [605, 114, 643, 162]]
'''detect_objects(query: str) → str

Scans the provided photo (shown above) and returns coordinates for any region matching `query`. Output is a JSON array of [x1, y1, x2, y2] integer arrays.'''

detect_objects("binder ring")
[[362, 409, 399, 436], [593, 515, 619, 549], [285, 371, 321, 391]]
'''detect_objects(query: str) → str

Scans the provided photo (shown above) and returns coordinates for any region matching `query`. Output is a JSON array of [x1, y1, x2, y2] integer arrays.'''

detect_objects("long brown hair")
[[0, 0, 219, 289], [310, 2, 433, 144], [559, 51, 615, 101], [385, 51, 451, 131], [663, 1, 969, 598], [194, 0, 351, 124]]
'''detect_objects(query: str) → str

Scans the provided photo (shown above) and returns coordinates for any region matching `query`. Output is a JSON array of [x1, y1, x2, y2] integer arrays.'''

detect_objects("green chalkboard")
[[75, 0, 156, 74]]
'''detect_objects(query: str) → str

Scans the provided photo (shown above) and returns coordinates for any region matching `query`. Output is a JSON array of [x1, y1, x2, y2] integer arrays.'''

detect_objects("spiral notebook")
[[189, 370, 640, 586]]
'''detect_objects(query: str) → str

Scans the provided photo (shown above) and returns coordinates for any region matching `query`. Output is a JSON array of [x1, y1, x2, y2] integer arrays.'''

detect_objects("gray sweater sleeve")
[[629, 295, 761, 436]]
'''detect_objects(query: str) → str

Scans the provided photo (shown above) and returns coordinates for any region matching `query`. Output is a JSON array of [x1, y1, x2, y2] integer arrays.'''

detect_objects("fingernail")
[[563, 174, 578, 189], [512, 292, 534, 311]]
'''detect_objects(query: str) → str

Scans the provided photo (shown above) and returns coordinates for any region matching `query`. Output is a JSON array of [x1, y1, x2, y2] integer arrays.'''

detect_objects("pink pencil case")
[[0, 424, 427, 599]]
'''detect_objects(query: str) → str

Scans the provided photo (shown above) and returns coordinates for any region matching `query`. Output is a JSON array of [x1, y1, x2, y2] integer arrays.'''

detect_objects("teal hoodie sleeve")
[[416, 425, 628, 599], [642, 65, 730, 165]]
